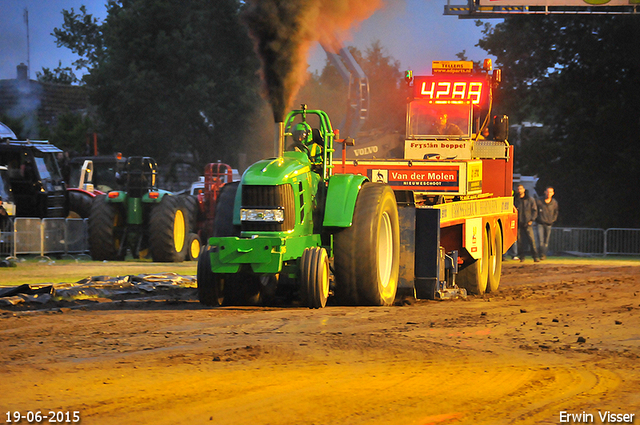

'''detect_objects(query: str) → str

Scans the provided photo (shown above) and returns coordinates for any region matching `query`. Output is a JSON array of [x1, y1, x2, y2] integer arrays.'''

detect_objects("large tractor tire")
[[203, 181, 260, 306], [458, 225, 490, 295], [180, 194, 199, 232], [67, 190, 94, 218], [197, 246, 223, 306], [334, 182, 400, 306], [487, 225, 503, 293], [148, 195, 189, 262], [212, 182, 240, 237], [300, 246, 330, 309], [88, 194, 125, 261], [197, 182, 235, 305]]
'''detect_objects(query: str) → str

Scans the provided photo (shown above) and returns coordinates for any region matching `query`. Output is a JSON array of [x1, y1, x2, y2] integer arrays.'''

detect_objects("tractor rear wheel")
[[301, 246, 329, 309], [149, 196, 188, 262], [67, 190, 94, 218], [458, 225, 490, 295], [88, 194, 124, 261], [334, 183, 400, 306], [197, 246, 223, 306], [180, 194, 199, 233]]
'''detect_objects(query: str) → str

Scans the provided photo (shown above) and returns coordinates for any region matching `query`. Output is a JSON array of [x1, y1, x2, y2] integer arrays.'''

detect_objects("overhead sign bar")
[[444, 0, 639, 17]]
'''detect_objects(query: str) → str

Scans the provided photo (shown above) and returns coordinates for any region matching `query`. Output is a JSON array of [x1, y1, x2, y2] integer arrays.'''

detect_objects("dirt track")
[[1, 260, 640, 425]]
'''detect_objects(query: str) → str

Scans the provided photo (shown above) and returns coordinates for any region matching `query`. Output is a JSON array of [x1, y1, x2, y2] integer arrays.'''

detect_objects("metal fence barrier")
[[14, 218, 42, 256], [549, 227, 605, 256], [3, 220, 638, 260], [66, 218, 89, 254], [0, 222, 13, 258], [547, 227, 640, 257], [604, 228, 640, 256], [5, 218, 89, 259]]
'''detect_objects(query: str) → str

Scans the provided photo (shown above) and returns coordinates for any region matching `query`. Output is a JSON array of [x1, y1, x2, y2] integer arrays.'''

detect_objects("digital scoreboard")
[[413, 76, 488, 105]]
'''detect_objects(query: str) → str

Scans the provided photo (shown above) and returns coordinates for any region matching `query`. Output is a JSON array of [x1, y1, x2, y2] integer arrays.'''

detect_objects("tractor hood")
[[242, 151, 311, 186]]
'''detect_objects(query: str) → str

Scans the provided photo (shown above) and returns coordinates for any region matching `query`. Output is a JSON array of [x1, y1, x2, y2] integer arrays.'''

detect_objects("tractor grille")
[[241, 184, 295, 232]]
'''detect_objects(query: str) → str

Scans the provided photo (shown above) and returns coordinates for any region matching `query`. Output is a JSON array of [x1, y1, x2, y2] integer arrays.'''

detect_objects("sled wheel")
[[301, 247, 329, 309], [197, 246, 223, 306], [149, 196, 188, 262], [334, 183, 400, 306], [88, 194, 125, 261], [186, 233, 201, 261], [458, 225, 490, 295], [487, 225, 503, 293], [67, 190, 94, 218]]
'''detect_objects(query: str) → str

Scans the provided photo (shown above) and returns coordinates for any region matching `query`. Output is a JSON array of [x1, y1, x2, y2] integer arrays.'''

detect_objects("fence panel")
[[14, 218, 42, 255], [43, 218, 66, 255], [0, 220, 14, 258], [66, 218, 89, 254], [605, 228, 640, 256], [549, 227, 605, 255]]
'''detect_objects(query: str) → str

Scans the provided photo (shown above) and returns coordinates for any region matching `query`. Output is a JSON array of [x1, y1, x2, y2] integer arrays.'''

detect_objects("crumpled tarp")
[[0, 273, 196, 306]]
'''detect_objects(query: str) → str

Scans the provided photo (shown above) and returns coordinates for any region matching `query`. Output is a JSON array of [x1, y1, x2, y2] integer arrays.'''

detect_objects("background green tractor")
[[197, 106, 400, 308], [88, 156, 192, 262]]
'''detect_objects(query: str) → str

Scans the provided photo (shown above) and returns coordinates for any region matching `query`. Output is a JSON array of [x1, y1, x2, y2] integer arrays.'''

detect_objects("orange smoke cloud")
[[243, 0, 384, 122]]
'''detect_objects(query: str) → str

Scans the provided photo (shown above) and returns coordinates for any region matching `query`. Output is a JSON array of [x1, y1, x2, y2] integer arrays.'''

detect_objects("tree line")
[[13, 1, 640, 227]]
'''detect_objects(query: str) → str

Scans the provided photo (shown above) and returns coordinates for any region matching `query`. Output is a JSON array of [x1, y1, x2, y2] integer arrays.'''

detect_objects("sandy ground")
[[1, 259, 640, 425]]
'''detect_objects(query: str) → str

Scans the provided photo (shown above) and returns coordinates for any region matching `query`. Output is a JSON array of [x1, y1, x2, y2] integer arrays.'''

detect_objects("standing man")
[[514, 184, 540, 262], [536, 186, 559, 260]]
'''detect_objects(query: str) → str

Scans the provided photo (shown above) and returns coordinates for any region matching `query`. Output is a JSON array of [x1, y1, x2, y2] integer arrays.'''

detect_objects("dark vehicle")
[[0, 134, 67, 218]]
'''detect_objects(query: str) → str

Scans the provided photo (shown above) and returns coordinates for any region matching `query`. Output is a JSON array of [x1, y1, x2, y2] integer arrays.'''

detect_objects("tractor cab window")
[[407, 102, 471, 139], [33, 153, 62, 182], [0, 168, 11, 202]]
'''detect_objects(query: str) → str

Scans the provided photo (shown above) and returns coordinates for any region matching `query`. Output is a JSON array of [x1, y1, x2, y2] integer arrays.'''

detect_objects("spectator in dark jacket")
[[514, 184, 539, 262], [536, 186, 559, 260]]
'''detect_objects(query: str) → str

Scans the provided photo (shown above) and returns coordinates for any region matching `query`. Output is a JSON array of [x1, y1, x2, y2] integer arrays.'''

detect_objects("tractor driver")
[[433, 113, 463, 136], [291, 122, 322, 167]]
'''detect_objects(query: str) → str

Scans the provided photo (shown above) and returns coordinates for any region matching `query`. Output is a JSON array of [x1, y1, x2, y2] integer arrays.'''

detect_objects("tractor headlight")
[[240, 208, 285, 222]]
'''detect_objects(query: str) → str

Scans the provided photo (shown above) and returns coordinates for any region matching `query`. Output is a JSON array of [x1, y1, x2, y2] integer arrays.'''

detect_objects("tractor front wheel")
[[301, 246, 330, 309], [197, 246, 223, 306], [149, 196, 188, 262], [186, 233, 201, 261]]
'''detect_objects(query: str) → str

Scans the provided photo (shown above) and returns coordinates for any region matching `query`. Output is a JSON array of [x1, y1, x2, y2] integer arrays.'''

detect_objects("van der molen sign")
[[478, 0, 640, 5]]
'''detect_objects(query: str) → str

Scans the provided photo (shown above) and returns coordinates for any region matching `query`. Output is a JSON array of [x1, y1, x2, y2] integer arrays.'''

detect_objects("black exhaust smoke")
[[243, 0, 383, 124]]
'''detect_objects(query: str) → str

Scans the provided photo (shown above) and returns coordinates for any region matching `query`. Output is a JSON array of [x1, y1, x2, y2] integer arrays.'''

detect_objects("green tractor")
[[197, 106, 400, 308], [88, 156, 192, 262]]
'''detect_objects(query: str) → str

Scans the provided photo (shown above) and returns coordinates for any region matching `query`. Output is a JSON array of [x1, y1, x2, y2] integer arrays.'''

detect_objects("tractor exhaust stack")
[[274, 122, 285, 158]]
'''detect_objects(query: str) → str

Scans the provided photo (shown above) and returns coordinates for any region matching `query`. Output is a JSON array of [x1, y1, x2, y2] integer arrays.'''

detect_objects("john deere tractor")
[[88, 156, 192, 262], [197, 106, 400, 308]]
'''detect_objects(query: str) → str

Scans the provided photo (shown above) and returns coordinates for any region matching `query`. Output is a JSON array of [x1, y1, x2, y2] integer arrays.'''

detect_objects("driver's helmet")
[[291, 122, 312, 145]]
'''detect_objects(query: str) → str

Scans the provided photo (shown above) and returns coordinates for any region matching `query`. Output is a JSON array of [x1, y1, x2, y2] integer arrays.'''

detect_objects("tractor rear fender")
[[323, 174, 368, 227], [141, 190, 171, 203], [104, 191, 127, 203], [104, 189, 171, 203]]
